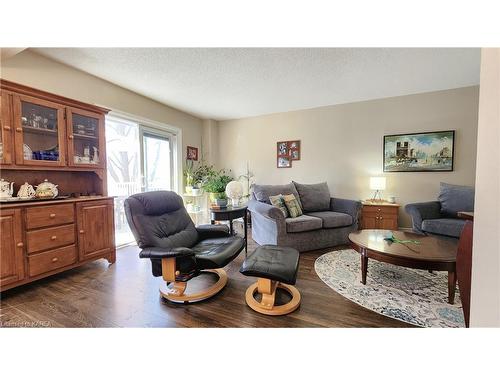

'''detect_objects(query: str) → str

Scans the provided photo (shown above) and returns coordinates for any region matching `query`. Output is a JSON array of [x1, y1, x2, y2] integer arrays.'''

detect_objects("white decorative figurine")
[[92, 146, 99, 164], [225, 180, 244, 207]]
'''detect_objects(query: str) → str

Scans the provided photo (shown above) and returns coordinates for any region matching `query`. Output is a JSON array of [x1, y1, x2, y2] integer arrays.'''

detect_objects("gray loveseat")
[[248, 181, 361, 252], [405, 182, 475, 238]]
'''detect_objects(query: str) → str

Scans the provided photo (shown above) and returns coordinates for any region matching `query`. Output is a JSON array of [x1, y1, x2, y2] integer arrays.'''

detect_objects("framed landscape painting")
[[383, 130, 455, 172]]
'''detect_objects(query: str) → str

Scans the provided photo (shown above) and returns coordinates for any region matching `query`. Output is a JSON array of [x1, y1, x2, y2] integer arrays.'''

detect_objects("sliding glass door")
[[141, 129, 174, 192], [106, 117, 176, 246]]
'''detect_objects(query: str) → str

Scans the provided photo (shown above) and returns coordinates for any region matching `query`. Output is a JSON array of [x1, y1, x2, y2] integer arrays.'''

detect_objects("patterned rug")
[[314, 249, 465, 327]]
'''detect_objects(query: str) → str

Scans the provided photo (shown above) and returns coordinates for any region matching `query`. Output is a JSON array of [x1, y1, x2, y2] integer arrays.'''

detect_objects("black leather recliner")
[[124, 190, 245, 303]]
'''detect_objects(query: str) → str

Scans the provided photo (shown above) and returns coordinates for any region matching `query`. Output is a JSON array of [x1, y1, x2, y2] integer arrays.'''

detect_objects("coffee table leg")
[[448, 270, 457, 304], [361, 249, 368, 285]]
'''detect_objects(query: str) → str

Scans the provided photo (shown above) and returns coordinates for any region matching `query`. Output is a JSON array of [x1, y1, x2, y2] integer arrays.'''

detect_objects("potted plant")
[[184, 160, 196, 193], [202, 169, 233, 207], [192, 164, 215, 195]]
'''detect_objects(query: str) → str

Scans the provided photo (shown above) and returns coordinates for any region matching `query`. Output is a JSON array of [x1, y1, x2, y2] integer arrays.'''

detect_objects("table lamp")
[[225, 181, 244, 207], [369, 177, 386, 202]]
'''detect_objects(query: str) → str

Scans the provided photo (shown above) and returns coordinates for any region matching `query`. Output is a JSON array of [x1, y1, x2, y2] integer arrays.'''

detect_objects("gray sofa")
[[405, 182, 475, 238], [248, 182, 361, 252]]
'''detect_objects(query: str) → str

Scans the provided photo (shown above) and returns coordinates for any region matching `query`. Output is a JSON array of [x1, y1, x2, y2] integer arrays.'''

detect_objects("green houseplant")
[[184, 161, 217, 194], [184, 159, 196, 193], [202, 169, 233, 207]]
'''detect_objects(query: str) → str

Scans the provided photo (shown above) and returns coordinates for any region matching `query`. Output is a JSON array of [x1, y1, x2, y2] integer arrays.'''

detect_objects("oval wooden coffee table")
[[348, 230, 458, 304]]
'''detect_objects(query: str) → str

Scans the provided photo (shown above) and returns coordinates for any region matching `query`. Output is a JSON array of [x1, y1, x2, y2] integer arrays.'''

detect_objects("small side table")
[[210, 205, 248, 254], [360, 200, 400, 230]]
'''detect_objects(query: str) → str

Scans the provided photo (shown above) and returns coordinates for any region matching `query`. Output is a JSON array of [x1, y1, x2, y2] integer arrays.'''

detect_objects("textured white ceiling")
[[33, 48, 480, 120]]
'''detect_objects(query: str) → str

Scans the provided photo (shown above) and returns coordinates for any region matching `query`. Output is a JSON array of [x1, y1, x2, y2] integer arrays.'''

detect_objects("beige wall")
[[202, 119, 219, 165], [0, 49, 204, 159], [470, 48, 500, 327], [218, 86, 479, 227]]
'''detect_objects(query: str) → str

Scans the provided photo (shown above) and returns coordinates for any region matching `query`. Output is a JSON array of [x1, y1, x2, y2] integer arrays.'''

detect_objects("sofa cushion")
[[253, 183, 302, 207], [307, 211, 353, 228], [293, 181, 330, 212], [269, 194, 289, 218], [438, 182, 474, 217], [422, 218, 466, 238], [285, 215, 322, 233], [283, 194, 303, 218]]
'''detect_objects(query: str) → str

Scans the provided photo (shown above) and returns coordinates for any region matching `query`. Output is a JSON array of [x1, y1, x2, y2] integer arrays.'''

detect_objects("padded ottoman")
[[240, 245, 301, 315]]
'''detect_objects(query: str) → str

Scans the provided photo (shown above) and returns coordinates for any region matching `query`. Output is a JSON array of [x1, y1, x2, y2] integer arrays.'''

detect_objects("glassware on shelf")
[[21, 101, 60, 162]]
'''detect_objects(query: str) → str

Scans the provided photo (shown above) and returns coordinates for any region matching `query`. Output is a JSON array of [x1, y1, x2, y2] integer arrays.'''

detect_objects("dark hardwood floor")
[[1, 232, 411, 328]]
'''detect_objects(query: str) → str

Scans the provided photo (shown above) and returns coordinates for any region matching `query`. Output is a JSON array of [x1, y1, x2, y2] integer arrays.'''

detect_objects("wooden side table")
[[361, 201, 400, 230], [210, 205, 248, 254]]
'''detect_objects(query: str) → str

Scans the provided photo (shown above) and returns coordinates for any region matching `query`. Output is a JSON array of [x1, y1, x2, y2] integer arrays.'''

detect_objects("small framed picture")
[[277, 156, 291, 168], [277, 141, 288, 156], [288, 140, 301, 160], [187, 146, 198, 161]]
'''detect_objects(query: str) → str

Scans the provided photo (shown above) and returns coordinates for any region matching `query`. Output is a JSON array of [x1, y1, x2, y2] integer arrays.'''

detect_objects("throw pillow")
[[269, 194, 289, 218], [292, 181, 331, 212], [283, 194, 303, 218], [438, 182, 475, 217]]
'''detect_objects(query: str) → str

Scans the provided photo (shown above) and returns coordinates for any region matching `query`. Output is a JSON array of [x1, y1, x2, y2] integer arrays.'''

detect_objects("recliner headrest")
[[127, 190, 184, 216]]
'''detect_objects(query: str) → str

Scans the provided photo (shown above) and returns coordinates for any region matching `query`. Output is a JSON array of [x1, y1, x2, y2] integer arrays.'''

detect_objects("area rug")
[[314, 249, 465, 327]]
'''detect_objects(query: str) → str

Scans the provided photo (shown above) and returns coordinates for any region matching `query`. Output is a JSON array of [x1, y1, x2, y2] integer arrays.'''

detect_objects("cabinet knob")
[[15, 127, 22, 132], [17, 242, 24, 248], [3, 126, 11, 131], [69, 135, 74, 139], [79, 229, 85, 234], [49, 213, 56, 218], [51, 235, 57, 240], [51, 257, 59, 263], [377, 208, 381, 212], [380, 216, 383, 219]]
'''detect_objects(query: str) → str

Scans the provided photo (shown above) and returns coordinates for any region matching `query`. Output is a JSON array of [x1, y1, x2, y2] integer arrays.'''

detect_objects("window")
[[106, 115, 178, 247]]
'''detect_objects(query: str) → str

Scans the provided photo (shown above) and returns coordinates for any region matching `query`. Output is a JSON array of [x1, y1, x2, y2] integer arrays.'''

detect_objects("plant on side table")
[[202, 169, 233, 208]]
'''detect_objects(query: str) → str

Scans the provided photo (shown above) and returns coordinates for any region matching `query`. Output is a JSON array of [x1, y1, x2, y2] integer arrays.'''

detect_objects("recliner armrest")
[[405, 201, 441, 232], [139, 246, 195, 259], [196, 224, 231, 240], [330, 197, 362, 222]]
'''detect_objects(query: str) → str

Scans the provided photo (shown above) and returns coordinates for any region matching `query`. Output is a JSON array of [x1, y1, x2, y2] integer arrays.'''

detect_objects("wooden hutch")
[[0, 80, 116, 292]]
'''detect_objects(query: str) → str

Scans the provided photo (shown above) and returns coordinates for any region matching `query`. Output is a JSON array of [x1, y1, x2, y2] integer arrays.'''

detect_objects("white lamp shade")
[[369, 177, 386, 190], [225, 181, 244, 199]]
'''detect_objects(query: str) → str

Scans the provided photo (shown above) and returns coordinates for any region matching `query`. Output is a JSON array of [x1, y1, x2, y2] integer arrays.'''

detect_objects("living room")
[[1, 1, 499, 374]]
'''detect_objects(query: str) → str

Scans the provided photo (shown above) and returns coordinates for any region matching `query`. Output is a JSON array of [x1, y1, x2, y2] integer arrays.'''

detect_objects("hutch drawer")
[[28, 245, 77, 277], [26, 224, 75, 254], [26, 203, 74, 229]]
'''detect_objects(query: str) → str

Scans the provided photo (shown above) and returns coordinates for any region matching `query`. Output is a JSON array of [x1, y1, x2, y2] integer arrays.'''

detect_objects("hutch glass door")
[[67, 108, 105, 168], [14, 95, 66, 166]]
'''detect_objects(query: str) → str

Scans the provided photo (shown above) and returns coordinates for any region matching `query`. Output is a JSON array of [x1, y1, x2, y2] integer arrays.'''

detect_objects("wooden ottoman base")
[[159, 268, 228, 304], [245, 278, 301, 316]]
